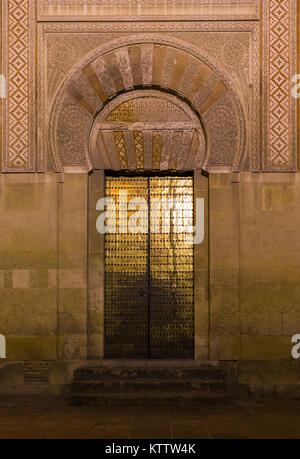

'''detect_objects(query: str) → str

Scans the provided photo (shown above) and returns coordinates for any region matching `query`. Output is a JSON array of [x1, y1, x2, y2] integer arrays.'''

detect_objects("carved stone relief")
[[2, 1, 297, 173], [37, 0, 260, 22], [2, 0, 36, 171], [262, 0, 297, 171], [42, 32, 255, 173], [89, 90, 206, 171]]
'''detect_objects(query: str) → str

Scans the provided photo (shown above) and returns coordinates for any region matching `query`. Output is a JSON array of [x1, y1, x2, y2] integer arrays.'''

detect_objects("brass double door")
[[105, 176, 194, 359]]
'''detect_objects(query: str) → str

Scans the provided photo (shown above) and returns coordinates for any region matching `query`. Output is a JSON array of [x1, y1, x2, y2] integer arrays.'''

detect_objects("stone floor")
[[0, 396, 299, 439]]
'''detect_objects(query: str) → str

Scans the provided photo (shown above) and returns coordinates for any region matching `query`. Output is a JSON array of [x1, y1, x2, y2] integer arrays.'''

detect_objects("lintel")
[[38, 1, 260, 22]]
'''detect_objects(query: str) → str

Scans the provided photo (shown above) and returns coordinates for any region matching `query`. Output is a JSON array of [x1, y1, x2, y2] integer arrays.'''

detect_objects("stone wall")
[[0, 0, 299, 396], [0, 173, 58, 362], [57, 173, 88, 361], [0, 173, 59, 392], [238, 173, 300, 396], [0, 171, 299, 395]]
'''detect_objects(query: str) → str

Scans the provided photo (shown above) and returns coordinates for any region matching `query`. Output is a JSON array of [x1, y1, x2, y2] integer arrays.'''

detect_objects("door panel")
[[104, 176, 194, 359], [105, 177, 149, 358], [149, 178, 194, 358]]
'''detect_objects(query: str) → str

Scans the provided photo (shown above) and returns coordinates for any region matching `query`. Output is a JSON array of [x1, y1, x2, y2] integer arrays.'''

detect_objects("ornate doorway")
[[86, 87, 210, 361], [104, 174, 194, 359]]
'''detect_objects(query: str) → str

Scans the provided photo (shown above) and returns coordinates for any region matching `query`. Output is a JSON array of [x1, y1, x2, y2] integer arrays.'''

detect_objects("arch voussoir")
[[49, 37, 246, 172]]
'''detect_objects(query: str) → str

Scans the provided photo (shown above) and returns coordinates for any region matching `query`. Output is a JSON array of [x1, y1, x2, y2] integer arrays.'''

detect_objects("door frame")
[[87, 169, 209, 360]]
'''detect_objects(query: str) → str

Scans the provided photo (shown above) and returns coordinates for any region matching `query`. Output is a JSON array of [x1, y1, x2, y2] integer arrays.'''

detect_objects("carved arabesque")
[[49, 36, 247, 172], [90, 90, 207, 171]]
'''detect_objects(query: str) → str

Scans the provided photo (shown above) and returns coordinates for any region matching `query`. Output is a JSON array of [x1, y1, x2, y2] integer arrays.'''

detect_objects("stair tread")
[[76, 366, 221, 371], [75, 369, 223, 377], [66, 365, 228, 405], [72, 378, 224, 383], [67, 391, 228, 398]]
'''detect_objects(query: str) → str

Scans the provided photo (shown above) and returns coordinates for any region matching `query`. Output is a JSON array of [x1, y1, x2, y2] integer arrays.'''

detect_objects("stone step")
[[64, 363, 229, 406], [65, 391, 230, 407], [66, 379, 226, 394], [74, 366, 224, 382]]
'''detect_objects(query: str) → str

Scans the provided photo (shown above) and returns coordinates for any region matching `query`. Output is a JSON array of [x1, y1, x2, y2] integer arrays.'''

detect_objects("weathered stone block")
[[210, 335, 240, 360], [12, 270, 30, 289], [5, 337, 57, 361], [241, 336, 292, 360], [0, 362, 24, 386]]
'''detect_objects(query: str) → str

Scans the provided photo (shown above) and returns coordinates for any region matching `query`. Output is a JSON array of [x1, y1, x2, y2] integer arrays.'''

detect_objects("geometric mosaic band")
[[263, 0, 297, 171], [2, 0, 35, 171]]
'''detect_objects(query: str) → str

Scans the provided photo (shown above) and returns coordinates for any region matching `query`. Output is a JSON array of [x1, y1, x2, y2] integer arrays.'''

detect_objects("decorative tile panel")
[[2, 0, 35, 171], [263, 0, 297, 170]]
